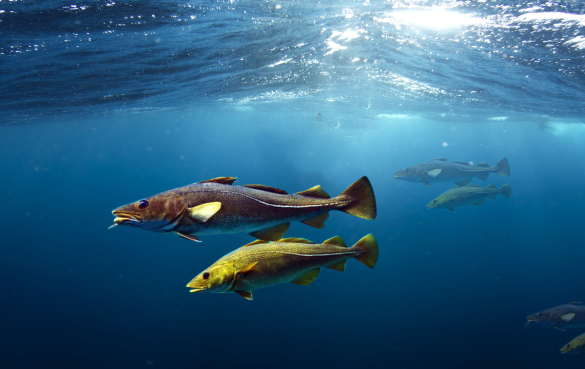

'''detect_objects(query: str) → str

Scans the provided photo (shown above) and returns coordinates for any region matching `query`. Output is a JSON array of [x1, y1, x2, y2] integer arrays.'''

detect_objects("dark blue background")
[[2, 109, 584, 368]]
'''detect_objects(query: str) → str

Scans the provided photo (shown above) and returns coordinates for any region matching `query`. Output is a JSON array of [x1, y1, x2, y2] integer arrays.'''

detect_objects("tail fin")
[[493, 158, 510, 177], [338, 176, 377, 220], [351, 234, 378, 268], [499, 183, 512, 198]]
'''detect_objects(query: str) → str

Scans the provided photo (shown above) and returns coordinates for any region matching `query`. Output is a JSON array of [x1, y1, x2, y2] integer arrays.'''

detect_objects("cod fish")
[[110, 176, 376, 242], [561, 332, 585, 356], [394, 157, 510, 186], [526, 302, 585, 331], [186, 234, 378, 300], [426, 183, 511, 212]]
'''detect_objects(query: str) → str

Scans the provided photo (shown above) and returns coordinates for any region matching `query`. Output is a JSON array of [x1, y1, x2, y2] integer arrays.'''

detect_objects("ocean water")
[[2, 1, 585, 368]]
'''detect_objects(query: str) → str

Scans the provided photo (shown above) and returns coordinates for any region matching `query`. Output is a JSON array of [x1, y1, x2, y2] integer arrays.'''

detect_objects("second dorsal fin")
[[198, 177, 237, 185], [322, 236, 348, 247], [243, 184, 288, 194], [296, 185, 330, 199]]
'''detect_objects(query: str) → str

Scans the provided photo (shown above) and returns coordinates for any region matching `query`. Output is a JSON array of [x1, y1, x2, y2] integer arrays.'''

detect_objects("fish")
[[394, 158, 510, 186], [426, 183, 511, 212], [186, 234, 378, 300], [561, 332, 585, 356], [526, 302, 585, 331], [110, 176, 376, 242]]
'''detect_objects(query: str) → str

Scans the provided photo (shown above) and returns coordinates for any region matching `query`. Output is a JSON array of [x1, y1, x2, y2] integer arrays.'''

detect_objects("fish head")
[[560, 337, 585, 355], [394, 165, 426, 182], [525, 309, 561, 327], [560, 342, 575, 354], [111, 192, 186, 232], [426, 194, 450, 210], [186, 263, 237, 294]]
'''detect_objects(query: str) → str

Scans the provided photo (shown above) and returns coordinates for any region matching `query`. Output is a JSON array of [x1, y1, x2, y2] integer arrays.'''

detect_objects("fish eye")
[[433, 200, 437, 203], [567, 344, 571, 348], [203, 272, 210, 280], [137, 200, 149, 209], [405, 168, 409, 172], [538, 312, 543, 316]]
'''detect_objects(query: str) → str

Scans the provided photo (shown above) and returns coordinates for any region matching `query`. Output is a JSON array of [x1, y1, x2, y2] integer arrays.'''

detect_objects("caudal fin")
[[499, 183, 512, 198], [338, 176, 377, 220], [493, 158, 510, 177], [351, 234, 378, 268]]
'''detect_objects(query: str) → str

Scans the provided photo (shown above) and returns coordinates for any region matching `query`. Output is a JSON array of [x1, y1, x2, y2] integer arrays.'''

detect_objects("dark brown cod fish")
[[110, 176, 376, 242]]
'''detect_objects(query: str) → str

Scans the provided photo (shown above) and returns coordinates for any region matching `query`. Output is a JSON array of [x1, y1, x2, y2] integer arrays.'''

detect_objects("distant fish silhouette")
[[110, 176, 376, 242], [526, 302, 585, 331], [394, 158, 510, 186], [426, 184, 511, 212]]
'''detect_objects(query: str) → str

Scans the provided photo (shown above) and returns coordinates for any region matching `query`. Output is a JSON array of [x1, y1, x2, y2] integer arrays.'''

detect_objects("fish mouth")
[[187, 285, 207, 293], [393, 173, 404, 179], [110, 212, 143, 228]]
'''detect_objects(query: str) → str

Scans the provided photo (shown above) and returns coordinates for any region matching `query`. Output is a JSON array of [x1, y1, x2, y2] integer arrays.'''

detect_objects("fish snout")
[[111, 211, 143, 226]]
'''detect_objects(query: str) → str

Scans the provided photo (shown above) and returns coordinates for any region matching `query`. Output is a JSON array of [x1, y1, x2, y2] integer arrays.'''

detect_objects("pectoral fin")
[[188, 202, 222, 222], [249, 223, 290, 241], [238, 261, 259, 275], [291, 269, 321, 285], [301, 212, 329, 229], [561, 313, 576, 322], [175, 232, 201, 242], [234, 290, 253, 300], [427, 169, 442, 178]]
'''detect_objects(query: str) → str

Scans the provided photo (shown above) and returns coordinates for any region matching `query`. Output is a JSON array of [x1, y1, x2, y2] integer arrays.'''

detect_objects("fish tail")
[[351, 234, 378, 268], [338, 176, 377, 220], [492, 157, 510, 177], [499, 183, 512, 198]]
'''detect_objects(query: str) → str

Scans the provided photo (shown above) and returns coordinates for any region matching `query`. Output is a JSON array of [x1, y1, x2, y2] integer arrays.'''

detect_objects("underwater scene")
[[2, 1, 585, 368]]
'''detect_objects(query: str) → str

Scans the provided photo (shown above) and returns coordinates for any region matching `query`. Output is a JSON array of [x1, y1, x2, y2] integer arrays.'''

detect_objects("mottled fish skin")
[[186, 234, 378, 300], [527, 302, 585, 331], [426, 184, 511, 212], [111, 176, 376, 241], [394, 158, 510, 186], [561, 332, 585, 355]]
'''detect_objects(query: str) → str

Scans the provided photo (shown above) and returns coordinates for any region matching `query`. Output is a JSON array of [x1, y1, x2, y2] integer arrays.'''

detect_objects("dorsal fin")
[[241, 239, 268, 248], [452, 161, 470, 165], [467, 185, 482, 187], [198, 177, 237, 185], [296, 185, 330, 199], [487, 184, 497, 189], [568, 302, 583, 306], [476, 162, 490, 168], [243, 184, 288, 195], [433, 158, 448, 161], [322, 236, 348, 247], [277, 237, 315, 244]]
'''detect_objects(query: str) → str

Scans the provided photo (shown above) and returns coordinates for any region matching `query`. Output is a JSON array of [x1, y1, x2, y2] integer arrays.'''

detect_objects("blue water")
[[2, 1, 585, 368]]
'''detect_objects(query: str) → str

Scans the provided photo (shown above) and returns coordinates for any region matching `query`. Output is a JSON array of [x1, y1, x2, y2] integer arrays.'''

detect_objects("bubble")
[[275, 4, 282, 10], [442, 142, 448, 147]]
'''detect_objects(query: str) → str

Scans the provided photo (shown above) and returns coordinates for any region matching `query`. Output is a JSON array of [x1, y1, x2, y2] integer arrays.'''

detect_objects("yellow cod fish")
[[561, 332, 585, 356], [186, 234, 378, 300], [427, 183, 511, 212]]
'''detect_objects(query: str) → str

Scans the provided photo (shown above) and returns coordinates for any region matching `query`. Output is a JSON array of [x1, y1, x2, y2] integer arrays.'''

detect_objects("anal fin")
[[291, 269, 320, 285], [454, 178, 472, 186], [301, 212, 329, 229], [249, 223, 290, 241], [476, 172, 489, 181], [326, 259, 347, 272], [473, 198, 485, 206]]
